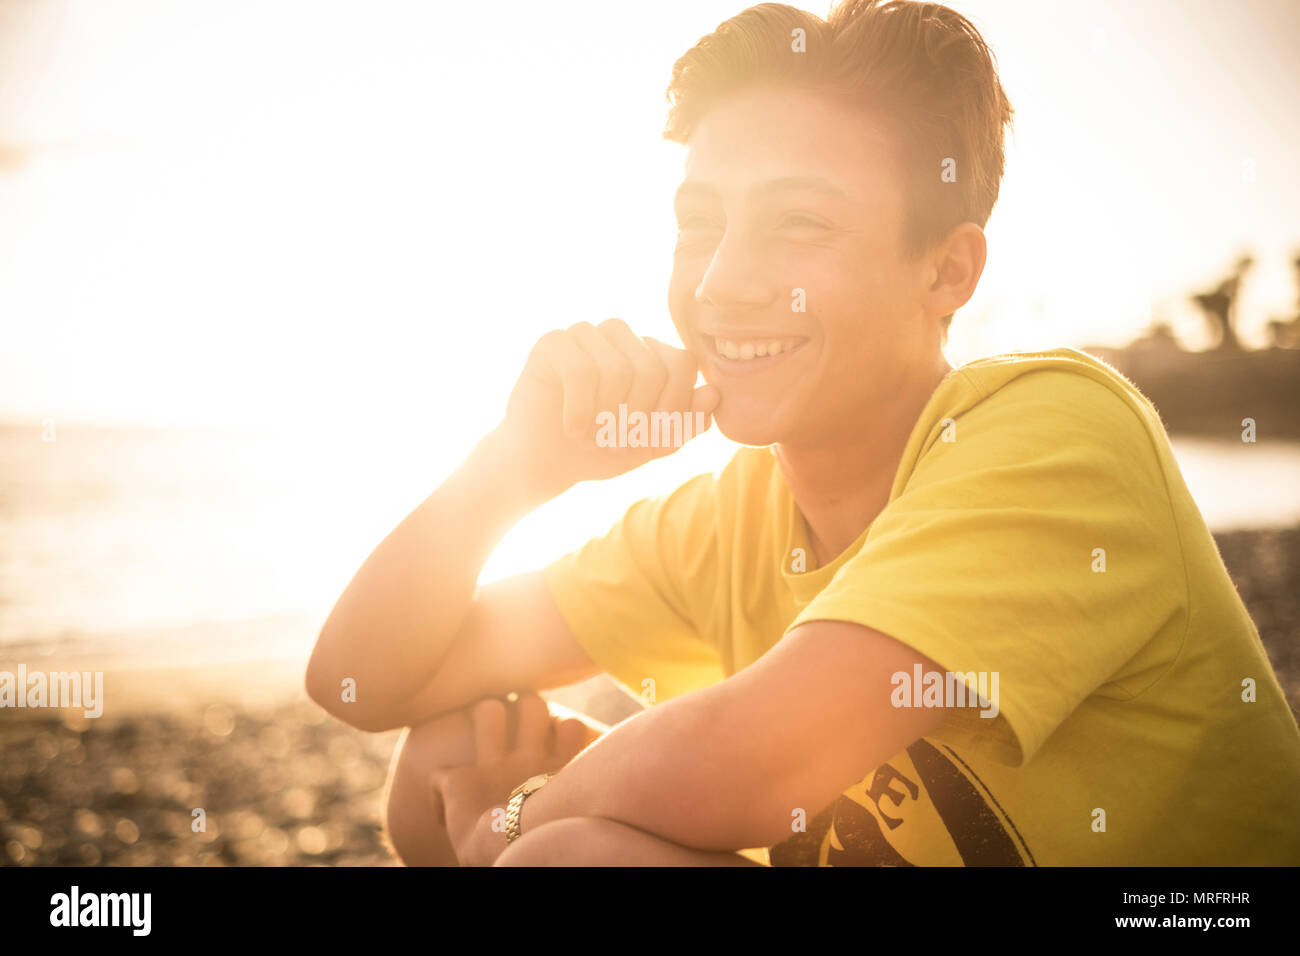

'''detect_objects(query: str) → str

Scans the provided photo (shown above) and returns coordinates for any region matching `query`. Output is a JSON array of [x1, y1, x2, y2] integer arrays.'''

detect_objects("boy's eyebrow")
[[674, 176, 850, 205]]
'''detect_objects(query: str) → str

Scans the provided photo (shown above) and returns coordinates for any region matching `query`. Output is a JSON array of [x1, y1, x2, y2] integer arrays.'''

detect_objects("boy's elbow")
[[303, 654, 344, 721], [303, 655, 332, 712], [304, 653, 403, 734], [303, 632, 336, 702]]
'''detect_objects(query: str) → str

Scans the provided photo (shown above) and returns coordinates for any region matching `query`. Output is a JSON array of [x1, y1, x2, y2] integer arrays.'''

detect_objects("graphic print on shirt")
[[769, 739, 1036, 866]]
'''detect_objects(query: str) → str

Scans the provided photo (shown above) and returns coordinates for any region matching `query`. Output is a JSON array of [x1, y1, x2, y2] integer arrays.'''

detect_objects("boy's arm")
[[381, 570, 606, 730], [305, 429, 587, 732], [305, 321, 718, 733], [478, 619, 948, 855]]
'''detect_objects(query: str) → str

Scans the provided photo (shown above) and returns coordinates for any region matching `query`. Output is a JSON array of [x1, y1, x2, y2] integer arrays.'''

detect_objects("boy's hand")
[[430, 694, 593, 866], [493, 319, 720, 501]]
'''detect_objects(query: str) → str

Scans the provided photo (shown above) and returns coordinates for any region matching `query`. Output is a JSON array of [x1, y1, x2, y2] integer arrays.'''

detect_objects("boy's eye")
[[780, 213, 829, 230]]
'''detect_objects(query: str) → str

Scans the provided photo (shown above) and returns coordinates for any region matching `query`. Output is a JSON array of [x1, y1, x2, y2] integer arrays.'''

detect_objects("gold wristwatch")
[[504, 772, 554, 844]]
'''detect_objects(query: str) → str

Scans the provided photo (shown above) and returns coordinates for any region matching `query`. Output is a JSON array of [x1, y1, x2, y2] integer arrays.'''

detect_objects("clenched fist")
[[494, 319, 720, 500]]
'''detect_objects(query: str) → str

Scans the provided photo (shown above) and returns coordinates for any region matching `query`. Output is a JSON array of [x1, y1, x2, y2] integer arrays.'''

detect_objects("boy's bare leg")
[[382, 700, 608, 866], [382, 708, 474, 866]]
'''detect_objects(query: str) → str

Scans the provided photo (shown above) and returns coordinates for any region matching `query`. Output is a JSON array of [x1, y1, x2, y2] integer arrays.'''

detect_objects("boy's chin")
[[713, 406, 788, 448]]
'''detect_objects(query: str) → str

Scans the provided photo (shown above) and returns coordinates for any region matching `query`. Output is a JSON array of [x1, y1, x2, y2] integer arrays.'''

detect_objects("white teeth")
[[714, 337, 798, 360]]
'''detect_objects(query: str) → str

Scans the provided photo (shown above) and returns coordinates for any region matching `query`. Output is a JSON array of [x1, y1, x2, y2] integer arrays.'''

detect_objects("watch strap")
[[504, 772, 554, 844]]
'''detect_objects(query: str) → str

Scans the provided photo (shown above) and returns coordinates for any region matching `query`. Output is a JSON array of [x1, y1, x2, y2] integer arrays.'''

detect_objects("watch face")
[[523, 773, 551, 793]]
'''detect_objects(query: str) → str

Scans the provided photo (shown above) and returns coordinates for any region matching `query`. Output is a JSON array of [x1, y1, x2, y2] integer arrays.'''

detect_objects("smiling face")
[[669, 85, 947, 448]]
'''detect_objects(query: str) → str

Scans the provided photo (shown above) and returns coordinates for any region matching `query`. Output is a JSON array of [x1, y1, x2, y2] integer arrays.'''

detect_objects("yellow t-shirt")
[[541, 347, 1300, 865]]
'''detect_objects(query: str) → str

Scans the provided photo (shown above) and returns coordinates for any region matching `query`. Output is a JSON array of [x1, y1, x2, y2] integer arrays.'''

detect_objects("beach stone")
[[61, 741, 86, 766], [327, 735, 362, 764], [114, 818, 140, 844], [73, 809, 106, 838], [111, 767, 140, 795], [259, 724, 292, 758], [295, 825, 328, 856], [281, 787, 314, 820], [60, 713, 90, 733], [262, 827, 291, 860], [230, 810, 265, 840], [203, 705, 236, 737]]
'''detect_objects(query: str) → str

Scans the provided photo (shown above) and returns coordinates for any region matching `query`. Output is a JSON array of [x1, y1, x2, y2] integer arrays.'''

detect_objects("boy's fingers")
[[570, 322, 635, 427], [692, 383, 721, 417], [535, 331, 599, 438], [553, 717, 592, 763], [512, 692, 551, 754], [637, 337, 716, 452], [646, 337, 701, 415], [471, 698, 508, 766], [599, 319, 669, 414]]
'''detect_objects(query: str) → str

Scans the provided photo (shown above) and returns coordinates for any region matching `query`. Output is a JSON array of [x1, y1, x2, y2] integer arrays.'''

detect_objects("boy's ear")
[[923, 222, 987, 320]]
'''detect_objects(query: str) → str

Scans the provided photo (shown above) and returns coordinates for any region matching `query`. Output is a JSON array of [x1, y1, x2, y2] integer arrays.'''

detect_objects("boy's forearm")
[[516, 683, 797, 852], [505, 622, 951, 858], [306, 428, 547, 727]]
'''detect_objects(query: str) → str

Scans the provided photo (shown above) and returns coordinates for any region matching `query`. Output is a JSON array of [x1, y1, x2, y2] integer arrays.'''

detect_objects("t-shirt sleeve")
[[789, 369, 1189, 767], [540, 472, 728, 703]]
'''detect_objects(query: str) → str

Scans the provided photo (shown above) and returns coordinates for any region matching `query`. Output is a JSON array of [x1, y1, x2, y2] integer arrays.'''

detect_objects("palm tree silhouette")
[[1265, 255, 1300, 349], [1191, 255, 1254, 351]]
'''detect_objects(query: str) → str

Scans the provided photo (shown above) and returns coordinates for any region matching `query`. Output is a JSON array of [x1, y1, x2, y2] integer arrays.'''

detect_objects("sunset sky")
[[1, 0, 1298, 433]]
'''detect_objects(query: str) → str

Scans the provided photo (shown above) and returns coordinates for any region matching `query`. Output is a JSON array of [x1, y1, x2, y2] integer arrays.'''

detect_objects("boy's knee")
[[386, 711, 474, 811], [383, 709, 477, 865], [382, 700, 610, 865]]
